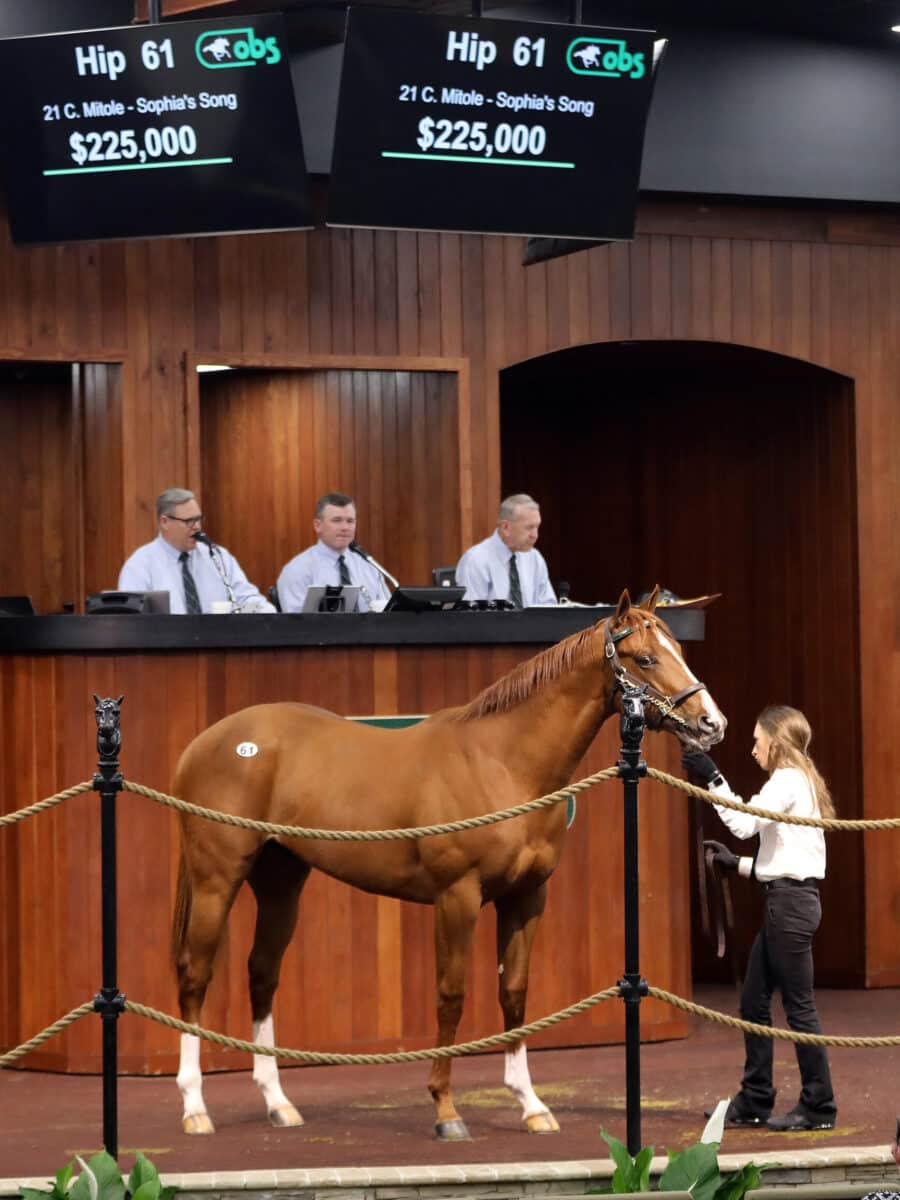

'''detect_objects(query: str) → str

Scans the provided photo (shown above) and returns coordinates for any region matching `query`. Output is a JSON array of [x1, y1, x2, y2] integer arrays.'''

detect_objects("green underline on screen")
[[382, 152, 575, 168], [44, 157, 233, 176]]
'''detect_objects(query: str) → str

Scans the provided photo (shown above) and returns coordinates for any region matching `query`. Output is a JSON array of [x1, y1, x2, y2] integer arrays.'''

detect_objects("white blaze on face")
[[655, 627, 726, 731], [176, 1032, 206, 1118], [252, 1015, 293, 1112], [504, 1042, 550, 1121]]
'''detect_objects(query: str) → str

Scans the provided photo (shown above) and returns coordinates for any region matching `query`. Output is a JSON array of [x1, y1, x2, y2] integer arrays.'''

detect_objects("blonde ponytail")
[[757, 705, 835, 819]]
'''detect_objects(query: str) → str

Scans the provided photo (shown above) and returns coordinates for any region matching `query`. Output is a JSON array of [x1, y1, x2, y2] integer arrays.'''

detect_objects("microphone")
[[557, 580, 571, 606], [349, 540, 400, 589], [192, 530, 237, 610]]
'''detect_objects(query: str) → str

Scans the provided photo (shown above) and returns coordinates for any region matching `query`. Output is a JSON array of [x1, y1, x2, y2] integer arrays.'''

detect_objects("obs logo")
[[196, 27, 282, 68], [567, 38, 645, 80]]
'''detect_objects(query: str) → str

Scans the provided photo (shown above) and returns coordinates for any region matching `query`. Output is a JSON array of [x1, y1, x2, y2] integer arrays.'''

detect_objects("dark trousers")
[[737, 883, 836, 1118]]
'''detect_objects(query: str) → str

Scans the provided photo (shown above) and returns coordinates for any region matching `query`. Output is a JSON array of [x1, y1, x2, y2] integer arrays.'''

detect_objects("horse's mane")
[[444, 623, 604, 722]]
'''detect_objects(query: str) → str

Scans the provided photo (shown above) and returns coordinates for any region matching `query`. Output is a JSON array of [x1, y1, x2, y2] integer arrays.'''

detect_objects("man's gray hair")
[[156, 488, 196, 519], [498, 493, 540, 523]]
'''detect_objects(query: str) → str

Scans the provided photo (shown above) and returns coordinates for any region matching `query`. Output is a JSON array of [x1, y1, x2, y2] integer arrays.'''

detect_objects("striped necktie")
[[338, 554, 352, 586], [179, 551, 202, 614], [508, 554, 523, 608]]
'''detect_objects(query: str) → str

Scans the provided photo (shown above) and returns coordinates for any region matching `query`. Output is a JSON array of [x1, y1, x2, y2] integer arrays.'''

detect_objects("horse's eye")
[[635, 655, 657, 668]]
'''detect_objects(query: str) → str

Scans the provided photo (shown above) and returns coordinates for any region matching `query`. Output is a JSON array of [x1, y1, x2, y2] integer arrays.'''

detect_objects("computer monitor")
[[0, 595, 36, 616], [302, 585, 361, 614], [384, 586, 465, 612]]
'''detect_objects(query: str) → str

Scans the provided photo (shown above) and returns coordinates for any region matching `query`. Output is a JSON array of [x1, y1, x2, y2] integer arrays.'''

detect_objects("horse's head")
[[604, 588, 726, 749]]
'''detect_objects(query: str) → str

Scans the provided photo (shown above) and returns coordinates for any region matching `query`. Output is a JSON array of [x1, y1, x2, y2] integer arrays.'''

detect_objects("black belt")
[[764, 877, 819, 890]]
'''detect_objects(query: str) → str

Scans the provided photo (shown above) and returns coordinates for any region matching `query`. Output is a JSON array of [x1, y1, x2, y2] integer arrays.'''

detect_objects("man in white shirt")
[[118, 488, 275, 614], [277, 492, 391, 613], [455, 494, 557, 608]]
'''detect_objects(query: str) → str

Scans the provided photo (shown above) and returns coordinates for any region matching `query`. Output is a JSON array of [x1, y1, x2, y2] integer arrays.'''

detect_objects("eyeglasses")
[[164, 513, 203, 526]]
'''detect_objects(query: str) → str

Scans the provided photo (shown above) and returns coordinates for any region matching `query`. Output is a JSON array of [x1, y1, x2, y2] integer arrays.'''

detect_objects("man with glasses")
[[118, 487, 275, 613]]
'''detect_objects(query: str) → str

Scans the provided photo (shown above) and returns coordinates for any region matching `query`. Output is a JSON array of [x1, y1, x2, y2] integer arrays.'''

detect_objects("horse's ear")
[[643, 585, 661, 614], [615, 589, 632, 623]]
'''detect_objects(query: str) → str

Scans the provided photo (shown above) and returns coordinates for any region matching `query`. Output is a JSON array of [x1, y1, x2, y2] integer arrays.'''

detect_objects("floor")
[[1, 986, 898, 1183]]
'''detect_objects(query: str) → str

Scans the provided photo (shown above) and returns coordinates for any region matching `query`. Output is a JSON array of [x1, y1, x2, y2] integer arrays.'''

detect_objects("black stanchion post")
[[92, 694, 126, 1160], [617, 683, 648, 1155]]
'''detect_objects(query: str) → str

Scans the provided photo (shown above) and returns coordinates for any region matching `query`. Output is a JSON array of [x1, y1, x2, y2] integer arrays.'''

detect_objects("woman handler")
[[684, 705, 838, 1132]]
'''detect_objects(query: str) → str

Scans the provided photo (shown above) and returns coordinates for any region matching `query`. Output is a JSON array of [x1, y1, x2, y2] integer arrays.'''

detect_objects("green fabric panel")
[[347, 715, 426, 728]]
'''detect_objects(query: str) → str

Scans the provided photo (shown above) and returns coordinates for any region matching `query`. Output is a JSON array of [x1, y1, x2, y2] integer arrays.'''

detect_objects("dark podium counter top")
[[0, 607, 704, 653]]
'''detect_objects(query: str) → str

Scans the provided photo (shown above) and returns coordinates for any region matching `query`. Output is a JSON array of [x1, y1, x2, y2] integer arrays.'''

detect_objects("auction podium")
[[0, 608, 703, 1073]]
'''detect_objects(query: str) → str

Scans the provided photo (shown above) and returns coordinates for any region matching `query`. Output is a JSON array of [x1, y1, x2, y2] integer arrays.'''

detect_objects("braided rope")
[[0, 782, 92, 830], [5, 984, 898, 1072], [647, 768, 900, 831], [648, 987, 900, 1047], [122, 767, 620, 840], [124, 989, 621, 1063], [0, 1002, 94, 1068], [0, 782, 93, 828]]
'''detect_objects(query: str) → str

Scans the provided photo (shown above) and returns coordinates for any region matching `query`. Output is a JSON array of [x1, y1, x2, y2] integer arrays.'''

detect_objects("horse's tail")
[[171, 852, 192, 970]]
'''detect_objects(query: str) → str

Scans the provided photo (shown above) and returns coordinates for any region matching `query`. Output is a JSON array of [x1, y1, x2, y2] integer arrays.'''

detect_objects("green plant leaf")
[[600, 1126, 655, 1193], [131, 1182, 162, 1200], [128, 1153, 159, 1196], [715, 1163, 764, 1200], [659, 1141, 721, 1200]]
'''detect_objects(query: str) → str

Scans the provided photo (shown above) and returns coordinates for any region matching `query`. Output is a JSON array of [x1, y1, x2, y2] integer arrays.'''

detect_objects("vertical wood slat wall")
[[0, 197, 898, 988]]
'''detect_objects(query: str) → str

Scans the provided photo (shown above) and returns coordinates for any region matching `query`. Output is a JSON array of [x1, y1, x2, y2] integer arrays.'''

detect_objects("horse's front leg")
[[428, 874, 481, 1141], [496, 884, 559, 1133]]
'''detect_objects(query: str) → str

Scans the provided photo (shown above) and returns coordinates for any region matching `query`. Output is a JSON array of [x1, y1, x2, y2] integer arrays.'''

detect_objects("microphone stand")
[[193, 532, 238, 610], [349, 541, 399, 590]]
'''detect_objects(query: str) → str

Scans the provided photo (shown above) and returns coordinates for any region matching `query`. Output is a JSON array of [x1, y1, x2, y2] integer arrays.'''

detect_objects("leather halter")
[[603, 617, 706, 730]]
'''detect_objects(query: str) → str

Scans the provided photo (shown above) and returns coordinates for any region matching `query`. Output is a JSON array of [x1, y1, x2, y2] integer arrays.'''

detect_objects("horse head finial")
[[93, 695, 124, 759]]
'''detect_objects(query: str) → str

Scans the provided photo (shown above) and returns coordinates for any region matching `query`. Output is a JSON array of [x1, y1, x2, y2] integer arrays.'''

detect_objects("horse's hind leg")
[[428, 874, 481, 1141], [175, 864, 247, 1136], [496, 884, 559, 1133], [247, 842, 311, 1128]]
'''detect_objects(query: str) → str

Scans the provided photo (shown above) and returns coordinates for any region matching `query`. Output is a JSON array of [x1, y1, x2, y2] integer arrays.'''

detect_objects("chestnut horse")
[[172, 588, 725, 1137]]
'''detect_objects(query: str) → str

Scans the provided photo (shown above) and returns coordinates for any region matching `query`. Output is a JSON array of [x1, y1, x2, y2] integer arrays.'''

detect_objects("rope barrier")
[[3, 769, 898, 840], [0, 782, 93, 827], [647, 768, 900, 831], [123, 989, 622, 1063], [121, 768, 620, 840], [0, 1002, 94, 1067], [5, 985, 896, 1073], [647, 987, 900, 1047]]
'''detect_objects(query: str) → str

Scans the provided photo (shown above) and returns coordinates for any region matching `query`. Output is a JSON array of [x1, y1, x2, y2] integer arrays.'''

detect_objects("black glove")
[[682, 750, 724, 785], [703, 839, 739, 872]]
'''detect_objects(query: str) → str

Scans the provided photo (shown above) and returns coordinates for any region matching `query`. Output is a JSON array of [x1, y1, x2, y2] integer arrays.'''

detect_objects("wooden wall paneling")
[[81, 363, 125, 600], [438, 233, 463, 358], [352, 229, 376, 355], [396, 232, 419, 356]]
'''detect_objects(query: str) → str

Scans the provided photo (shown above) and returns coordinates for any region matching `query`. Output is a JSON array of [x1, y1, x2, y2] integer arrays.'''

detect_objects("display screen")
[[329, 9, 656, 241], [0, 13, 312, 243]]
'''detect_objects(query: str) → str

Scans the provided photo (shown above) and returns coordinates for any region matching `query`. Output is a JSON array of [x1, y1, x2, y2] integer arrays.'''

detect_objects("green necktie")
[[508, 553, 523, 608], [179, 551, 202, 614]]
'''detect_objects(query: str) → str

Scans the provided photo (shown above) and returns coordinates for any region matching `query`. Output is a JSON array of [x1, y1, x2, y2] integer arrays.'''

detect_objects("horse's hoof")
[[525, 1111, 560, 1134], [269, 1104, 304, 1128], [183, 1112, 215, 1136], [435, 1118, 472, 1141]]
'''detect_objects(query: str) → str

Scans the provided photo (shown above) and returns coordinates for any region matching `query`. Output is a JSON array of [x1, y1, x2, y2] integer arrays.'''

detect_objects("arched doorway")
[[500, 340, 864, 985]]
